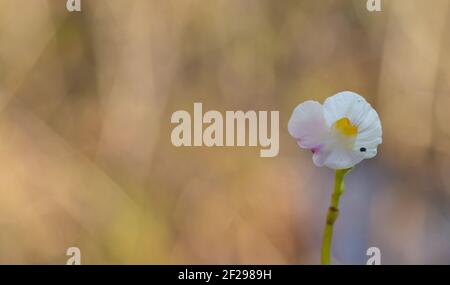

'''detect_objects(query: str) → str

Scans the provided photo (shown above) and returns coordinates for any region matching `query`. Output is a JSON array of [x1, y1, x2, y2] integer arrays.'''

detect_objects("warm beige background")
[[0, 0, 449, 264]]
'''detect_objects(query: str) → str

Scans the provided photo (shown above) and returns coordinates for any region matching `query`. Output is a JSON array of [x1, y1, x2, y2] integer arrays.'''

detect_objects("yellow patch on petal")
[[334, 117, 357, 137]]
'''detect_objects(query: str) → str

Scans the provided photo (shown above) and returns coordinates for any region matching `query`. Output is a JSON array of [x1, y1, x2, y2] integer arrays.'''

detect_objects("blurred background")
[[0, 0, 449, 264]]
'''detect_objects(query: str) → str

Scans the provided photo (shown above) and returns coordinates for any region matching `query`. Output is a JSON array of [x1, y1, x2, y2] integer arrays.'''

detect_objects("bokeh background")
[[0, 0, 449, 264]]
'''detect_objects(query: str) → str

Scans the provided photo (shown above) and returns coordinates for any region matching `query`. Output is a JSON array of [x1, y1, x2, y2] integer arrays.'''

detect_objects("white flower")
[[288, 91, 382, 169]]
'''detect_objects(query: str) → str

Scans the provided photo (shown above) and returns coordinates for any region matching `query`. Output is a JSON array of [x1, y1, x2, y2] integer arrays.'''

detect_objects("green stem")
[[321, 168, 351, 265]]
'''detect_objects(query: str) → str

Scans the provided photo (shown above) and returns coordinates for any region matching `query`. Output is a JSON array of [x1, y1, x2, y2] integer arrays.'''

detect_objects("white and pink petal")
[[288, 100, 328, 150]]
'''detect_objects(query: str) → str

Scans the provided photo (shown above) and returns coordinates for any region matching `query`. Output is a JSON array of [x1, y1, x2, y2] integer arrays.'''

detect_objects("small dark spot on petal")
[[360, 147, 367, 152]]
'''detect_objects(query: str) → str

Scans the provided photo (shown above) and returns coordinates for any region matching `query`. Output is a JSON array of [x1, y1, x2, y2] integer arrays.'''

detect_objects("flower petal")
[[321, 91, 382, 168], [323, 91, 373, 128], [353, 109, 382, 159], [313, 144, 364, 169], [289, 91, 382, 170], [288, 101, 328, 149]]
